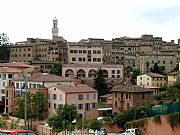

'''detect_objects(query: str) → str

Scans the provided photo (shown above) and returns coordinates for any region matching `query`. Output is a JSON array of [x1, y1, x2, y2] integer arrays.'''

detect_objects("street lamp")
[[24, 75, 28, 129]]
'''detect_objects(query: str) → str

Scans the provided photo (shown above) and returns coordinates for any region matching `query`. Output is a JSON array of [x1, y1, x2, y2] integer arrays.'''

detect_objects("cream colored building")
[[137, 72, 167, 87], [68, 42, 103, 64], [167, 71, 180, 86], [48, 84, 98, 119], [136, 52, 176, 74], [62, 64, 124, 79]]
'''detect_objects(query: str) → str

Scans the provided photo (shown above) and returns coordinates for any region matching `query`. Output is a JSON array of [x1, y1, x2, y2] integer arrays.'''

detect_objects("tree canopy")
[[13, 92, 47, 121], [47, 104, 78, 134], [50, 63, 62, 76], [0, 33, 10, 62], [150, 63, 165, 75], [94, 68, 109, 96]]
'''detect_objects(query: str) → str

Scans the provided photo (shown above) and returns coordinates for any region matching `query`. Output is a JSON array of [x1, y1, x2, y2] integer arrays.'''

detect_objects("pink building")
[[62, 64, 124, 79], [48, 84, 98, 119]]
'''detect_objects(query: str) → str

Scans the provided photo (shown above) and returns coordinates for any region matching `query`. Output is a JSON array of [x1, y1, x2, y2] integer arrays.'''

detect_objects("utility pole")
[[24, 75, 28, 129]]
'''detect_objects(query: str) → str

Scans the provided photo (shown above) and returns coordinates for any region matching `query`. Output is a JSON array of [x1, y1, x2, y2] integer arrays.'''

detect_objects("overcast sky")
[[1, 0, 180, 43]]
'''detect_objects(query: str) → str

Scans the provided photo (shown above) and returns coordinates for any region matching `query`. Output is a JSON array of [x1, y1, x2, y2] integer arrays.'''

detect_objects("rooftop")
[[13, 73, 74, 82], [111, 84, 154, 93], [52, 84, 97, 93], [0, 67, 24, 73], [146, 72, 166, 78], [63, 64, 123, 68], [0, 62, 34, 68]]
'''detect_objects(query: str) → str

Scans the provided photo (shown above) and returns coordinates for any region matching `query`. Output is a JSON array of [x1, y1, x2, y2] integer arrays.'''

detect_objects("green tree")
[[0, 119, 7, 128], [47, 114, 64, 134], [47, 104, 78, 134], [51, 63, 62, 76], [150, 63, 165, 74], [89, 119, 101, 135], [0, 33, 10, 62], [125, 66, 140, 85], [94, 68, 109, 96], [14, 92, 47, 121], [114, 106, 149, 128]]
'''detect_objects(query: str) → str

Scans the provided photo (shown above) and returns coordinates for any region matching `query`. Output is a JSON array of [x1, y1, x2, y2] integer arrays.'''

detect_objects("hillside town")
[[0, 17, 180, 135]]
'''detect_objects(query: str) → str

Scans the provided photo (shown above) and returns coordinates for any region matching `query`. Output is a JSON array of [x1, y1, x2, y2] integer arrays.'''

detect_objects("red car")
[[0, 129, 36, 135]]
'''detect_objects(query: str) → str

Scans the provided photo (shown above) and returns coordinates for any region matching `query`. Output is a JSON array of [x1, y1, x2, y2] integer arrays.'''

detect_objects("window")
[[78, 104, 83, 110], [74, 50, 77, 53], [117, 70, 120, 74], [70, 50, 73, 53], [83, 50, 86, 53], [92, 103, 96, 108], [0, 74, 1, 78], [60, 95, 62, 101], [170, 61, 172, 64], [163, 61, 165, 64], [1, 89, 5, 94], [86, 94, 89, 100], [83, 58, 86, 61], [79, 58, 82, 61], [115, 101, 117, 107], [142, 93, 145, 99], [126, 94, 131, 99], [93, 50, 96, 54], [115, 92, 117, 98], [112, 70, 115, 74], [28, 54, 31, 57], [78, 94, 83, 100], [54, 103, 57, 109], [8, 74, 13, 78], [117, 75, 120, 78], [93, 93, 96, 99], [79, 50, 82, 53], [2, 74, 6, 80], [85, 103, 90, 110], [16, 83, 19, 89], [72, 57, 76, 61], [53, 94, 57, 100], [48, 102, 51, 108], [48, 94, 50, 99], [127, 103, 130, 108], [112, 75, 115, 78], [3, 82, 5, 87], [140, 77, 142, 80], [97, 51, 101, 54]]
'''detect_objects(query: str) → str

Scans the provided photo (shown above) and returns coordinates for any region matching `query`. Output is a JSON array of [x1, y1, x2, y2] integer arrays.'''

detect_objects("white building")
[[12, 73, 78, 96], [0, 67, 24, 101]]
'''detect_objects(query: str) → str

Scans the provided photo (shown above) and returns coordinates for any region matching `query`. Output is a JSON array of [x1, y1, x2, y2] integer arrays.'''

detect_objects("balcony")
[[118, 97, 125, 102]]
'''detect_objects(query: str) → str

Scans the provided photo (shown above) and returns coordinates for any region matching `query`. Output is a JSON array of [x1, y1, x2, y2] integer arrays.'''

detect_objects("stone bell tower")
[[52, 17, 59, 39]]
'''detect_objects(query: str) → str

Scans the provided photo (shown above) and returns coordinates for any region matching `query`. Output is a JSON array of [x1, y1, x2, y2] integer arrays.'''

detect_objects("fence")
[[147, 101, 180, 117]]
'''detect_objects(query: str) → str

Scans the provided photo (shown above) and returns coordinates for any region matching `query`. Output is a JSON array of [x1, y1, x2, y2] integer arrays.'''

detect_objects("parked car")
[[125, 128, 140, 135], [0, 129, 36, 135], [98, 128, 107, 135]]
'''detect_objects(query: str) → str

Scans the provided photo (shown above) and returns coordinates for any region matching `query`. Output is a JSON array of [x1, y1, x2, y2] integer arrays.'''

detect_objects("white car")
[[125, 128, 140, 135]]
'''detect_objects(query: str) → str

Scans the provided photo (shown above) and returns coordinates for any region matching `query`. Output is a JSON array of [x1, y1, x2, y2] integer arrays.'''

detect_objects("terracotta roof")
[[168, 70, 180, 75], [139, 85, 160, 89], [0, 67, 24, 73], [146, 72, 166, 78], [13, 73, 74, 82], [52, 84, 97, 93], [0, 62, 34, 68], [111, 84, 154, 93], [63, 64, 123, 68]]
